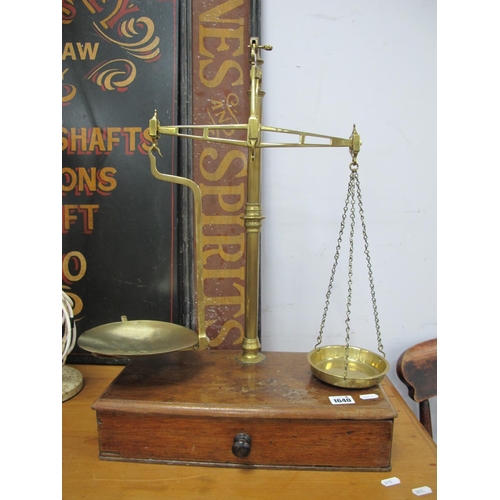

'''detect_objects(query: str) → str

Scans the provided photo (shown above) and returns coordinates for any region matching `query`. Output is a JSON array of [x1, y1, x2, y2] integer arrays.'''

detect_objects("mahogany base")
[[92, 350, 397, 471]]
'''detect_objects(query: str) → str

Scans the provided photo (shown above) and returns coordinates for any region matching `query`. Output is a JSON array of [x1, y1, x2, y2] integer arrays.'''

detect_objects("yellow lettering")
[[62, 127, 69, 151], [203, 267, 245, 280], [201, 183, 245, 212], [205, 283, 244, 317], [199, 59, 243, 88], [79, 205, 99, 231], [122, 127, 142, 152], [201, 214, 243, 226], [63, 205, 78, 231], [62, 287, 84, 317], [62, 167, 77, 193], [106, 127, 121, 151], [200, 148, 246, 181], [62, 42, 77, 60], [62, 42, 99, 60], [88, 128, 106, 152], [199, 25, 244, 58], [98, 167, 117, 192], [203, 233, 245, 264], [70, 128, 87, 152], [62, 251, 87, 282], [78, 169, 96, 193], [206, 319, 244, 347], [199, 0, 244, 25], [76, 42, 99, 60]]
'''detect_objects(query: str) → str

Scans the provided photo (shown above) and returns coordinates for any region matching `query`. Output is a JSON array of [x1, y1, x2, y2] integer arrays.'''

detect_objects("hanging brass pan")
[[308, 345, 389, 389]]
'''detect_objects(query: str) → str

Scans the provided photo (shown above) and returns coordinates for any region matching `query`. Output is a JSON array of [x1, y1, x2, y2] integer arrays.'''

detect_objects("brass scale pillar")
[[147, 38, 360, 363]]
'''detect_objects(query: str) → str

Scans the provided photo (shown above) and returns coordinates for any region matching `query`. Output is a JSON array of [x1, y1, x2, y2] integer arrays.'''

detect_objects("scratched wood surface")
[[63, 360, 437, 499], [92, 351, 395, 469]]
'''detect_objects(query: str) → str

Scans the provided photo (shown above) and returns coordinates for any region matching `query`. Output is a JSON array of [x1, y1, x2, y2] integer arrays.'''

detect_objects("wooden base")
[[92, 351, 397, 471]]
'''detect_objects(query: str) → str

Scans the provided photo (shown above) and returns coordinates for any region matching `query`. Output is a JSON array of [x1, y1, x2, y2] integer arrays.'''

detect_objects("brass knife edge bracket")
[[148, 37, 361, 363]]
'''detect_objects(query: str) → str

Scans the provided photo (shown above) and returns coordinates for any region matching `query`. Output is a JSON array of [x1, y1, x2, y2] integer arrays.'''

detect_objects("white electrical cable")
[[62, 291, 77, 365]]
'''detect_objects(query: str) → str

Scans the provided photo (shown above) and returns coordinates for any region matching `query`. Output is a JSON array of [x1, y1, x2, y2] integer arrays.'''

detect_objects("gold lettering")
[[98, 167, 117, 192], [79, 205, 99, 231], [62, 167, 77, 192], [62, 42, 77, 60], [62, 127, 69, 150], [206, 319, 244, 347], [106, 127, 121, 151], [199, 25, 244, 58], [122, 127, 142, 152], [78, 169, 96, 193], [203, 233, 245, 263], [199, 59, 243, 88], [205, 282, 244, 318], [63, 205, 78, 231], [62, 287, 84, 317], [203, 267, 245, 280], [70, 128, 87, 152], [199, 0, 244, 25], [88, 128, 106, 152], [62, 167, 117, 195], [62, 251, 87, 282], [201, 213, 243, 226], [62, 42, 99, 60], [201, 183, 245, 212], [200, 148, 246, 181], [76, 42, 99, 60]]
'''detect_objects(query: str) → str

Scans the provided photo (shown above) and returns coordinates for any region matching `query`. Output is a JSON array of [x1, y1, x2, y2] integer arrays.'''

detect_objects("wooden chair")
[[396, 338, 437, 438]]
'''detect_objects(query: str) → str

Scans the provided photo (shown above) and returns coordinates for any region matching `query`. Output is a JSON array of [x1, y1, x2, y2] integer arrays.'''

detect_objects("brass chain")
[[354, 168, 385, 358], [343, 167, 357, 378], [314, 173, 352, 349], [315, 159, 385, 380]]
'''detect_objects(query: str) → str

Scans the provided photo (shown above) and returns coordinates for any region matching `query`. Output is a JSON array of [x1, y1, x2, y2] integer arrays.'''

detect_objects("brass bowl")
[[308, 345, 389, 389], [77, 319, 198, 357]]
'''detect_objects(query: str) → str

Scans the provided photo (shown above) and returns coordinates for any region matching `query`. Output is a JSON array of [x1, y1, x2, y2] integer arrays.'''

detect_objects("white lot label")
[[329, 395, 355, 405], [360, 393, 379, 400], [381, 477, 401, 487], [412, 486, 433, 496]]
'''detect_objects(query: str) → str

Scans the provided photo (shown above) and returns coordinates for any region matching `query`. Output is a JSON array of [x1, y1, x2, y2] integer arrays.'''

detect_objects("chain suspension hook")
[[150, 139, 163, 158], [349, 124, 361, 171]]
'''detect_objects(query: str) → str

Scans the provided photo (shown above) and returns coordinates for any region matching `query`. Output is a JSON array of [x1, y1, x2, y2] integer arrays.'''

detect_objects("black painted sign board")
[[62, 0, 181, 363]]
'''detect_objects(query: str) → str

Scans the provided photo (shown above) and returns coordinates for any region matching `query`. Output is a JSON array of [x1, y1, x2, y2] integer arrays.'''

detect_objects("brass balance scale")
[[78, 39, 396, 471]]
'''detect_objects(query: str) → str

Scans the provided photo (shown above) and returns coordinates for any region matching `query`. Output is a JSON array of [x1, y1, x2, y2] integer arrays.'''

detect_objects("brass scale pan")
[[77, 318, 198, 357]]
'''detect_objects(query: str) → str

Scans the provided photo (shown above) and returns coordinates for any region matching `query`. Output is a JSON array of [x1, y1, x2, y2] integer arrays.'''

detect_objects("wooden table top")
[[62, 363, 437, 500]]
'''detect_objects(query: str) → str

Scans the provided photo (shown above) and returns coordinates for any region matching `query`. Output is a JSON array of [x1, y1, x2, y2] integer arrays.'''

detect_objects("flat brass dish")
[[308, 345, 389, 389], [77, 319, 198, 357]]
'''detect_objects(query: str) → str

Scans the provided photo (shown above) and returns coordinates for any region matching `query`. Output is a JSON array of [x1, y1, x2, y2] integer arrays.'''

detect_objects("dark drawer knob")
[[232, 433, 252, 458]]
